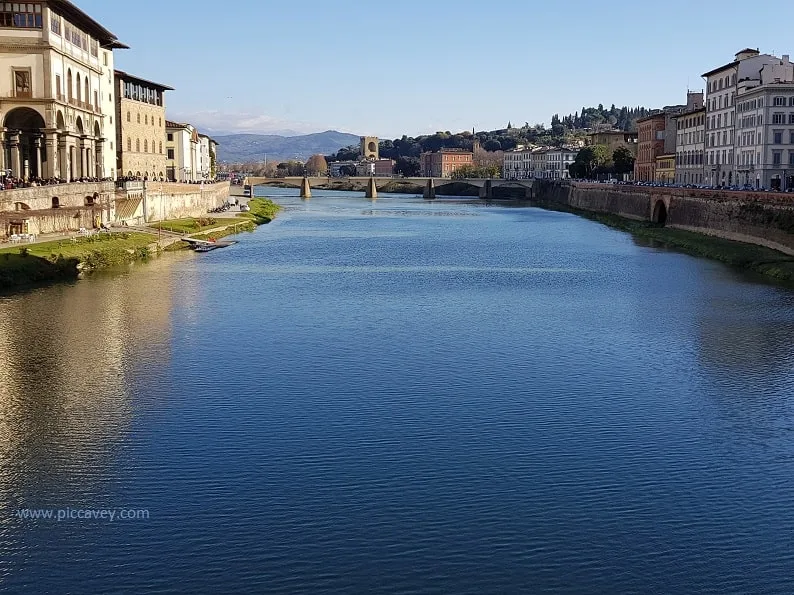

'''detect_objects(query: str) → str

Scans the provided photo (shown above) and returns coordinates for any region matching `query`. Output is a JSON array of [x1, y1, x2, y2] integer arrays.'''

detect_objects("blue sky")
[[78, 0, 780, 138]]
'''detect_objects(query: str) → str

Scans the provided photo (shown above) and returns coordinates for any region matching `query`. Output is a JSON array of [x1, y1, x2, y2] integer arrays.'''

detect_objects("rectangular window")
[[774, 97, 786, 106], [773, 152, 782, 165], [55, 74, 61, 99], [167, 133, 173, 142], [789, 152, 794, 166], [789, 114, 794, 124], [774, 131, 783, 144], [773, 113, 785, 124], [50, 14, 60, 35], [0, 3, 42, 28], [13, 69, 31, 98]]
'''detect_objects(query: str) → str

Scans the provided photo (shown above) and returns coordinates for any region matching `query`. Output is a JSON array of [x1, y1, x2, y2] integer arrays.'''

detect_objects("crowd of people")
[[1, 175, 111, 190]]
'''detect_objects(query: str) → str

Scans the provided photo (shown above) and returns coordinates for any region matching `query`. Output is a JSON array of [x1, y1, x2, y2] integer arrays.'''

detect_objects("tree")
[[395, 156, 420, 177], [305, 154, 328, 175], [569, 145, 611, 179], [613, 146, 635, 176], [483, 139, 502, 152]]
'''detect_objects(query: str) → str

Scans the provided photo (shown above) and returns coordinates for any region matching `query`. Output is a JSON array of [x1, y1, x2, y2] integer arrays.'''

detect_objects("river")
[[1, 188, 794, 593]]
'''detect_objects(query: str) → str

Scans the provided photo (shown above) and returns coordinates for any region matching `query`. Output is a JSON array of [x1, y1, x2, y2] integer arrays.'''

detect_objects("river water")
[[1, 189, 794, 593]]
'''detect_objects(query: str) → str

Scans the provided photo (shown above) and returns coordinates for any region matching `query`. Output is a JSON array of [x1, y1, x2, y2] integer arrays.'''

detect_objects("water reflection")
[[0, 258, 176, 578]]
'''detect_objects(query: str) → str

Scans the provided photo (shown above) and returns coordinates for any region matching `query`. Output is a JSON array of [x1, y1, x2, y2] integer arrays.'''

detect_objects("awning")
[[115, 198, 142, 221]]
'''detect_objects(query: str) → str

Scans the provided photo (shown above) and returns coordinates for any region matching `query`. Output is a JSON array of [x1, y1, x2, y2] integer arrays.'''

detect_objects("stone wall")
[[0, 181, 115, 212], [536, 182, 794, 255], [142, 181, 229, 222]]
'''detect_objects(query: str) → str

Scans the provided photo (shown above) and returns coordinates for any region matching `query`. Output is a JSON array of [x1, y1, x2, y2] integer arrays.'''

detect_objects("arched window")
[[67, 69, 73, 101], [127, 111, 130, 122], [159, 141, 163, 154], [127, 138, 131, 151], [52, 197, 60, 208], [93, 90, 98, 110], [84, 79, 89, 105], [136, 139, 140, 152], [145, 114, 148, 125], [159, 117, 162, 127], [137, 113, 140, 124], [76, 73, 81, 102], [144, 139, 148, 153]]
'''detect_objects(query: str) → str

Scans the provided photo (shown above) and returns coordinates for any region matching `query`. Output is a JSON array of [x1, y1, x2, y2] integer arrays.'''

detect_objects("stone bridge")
[[243, 176, 536, 200]]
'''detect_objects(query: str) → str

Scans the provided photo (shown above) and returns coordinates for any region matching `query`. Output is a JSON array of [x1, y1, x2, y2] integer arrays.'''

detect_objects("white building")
[[735, 59, 794, 189], [702, 48, 786, 187], [502, 148, 532, 179], [196, 133, 218, 180], [0, 1, 126, 180], [544, 148, 577, 179], [165, 120, 198, 182]]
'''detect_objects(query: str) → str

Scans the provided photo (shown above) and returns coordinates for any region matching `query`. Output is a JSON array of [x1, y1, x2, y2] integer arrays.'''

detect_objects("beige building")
[[114, 70, 171, 179], [165, 120, 198, 182], [0, 1, 126, 181]]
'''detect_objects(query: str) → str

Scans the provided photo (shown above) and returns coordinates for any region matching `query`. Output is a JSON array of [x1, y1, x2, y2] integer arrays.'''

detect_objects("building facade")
[[197, 133, 218, 180], [702, 49, 785, 187], [360, 136, 378, 160], [544, 148, 577, 179], [503, 148, 532, 179], [165, 121, 198, 182], [115, 70, 170, 180], [655, 154, 676, 183], [735, 74, 794, 189], [635, 114, 666, 181], [587, 131, 639, 157], [674, 107, 706, 184], [420, 149, 473, 178], [0, 0, 126, 181]]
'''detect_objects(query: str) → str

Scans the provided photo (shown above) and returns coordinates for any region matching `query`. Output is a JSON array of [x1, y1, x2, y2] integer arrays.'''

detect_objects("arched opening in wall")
[[76, 73, 81, 103], [56, 110, 65, 131], [14, 202, 31, 211], [51, 197, 60, 208], [652, 200, 668, 226], [85, 195, 95, 206], [4, 107, 47, 179], [159, 171, 164, 180], [75, 116, 84, 135], [368, 141, 377, 153], [67, 69, 73, 102]]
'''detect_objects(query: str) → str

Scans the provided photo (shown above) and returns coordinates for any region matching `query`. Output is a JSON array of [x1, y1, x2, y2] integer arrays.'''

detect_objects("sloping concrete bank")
[[534, 181, 794, 282]]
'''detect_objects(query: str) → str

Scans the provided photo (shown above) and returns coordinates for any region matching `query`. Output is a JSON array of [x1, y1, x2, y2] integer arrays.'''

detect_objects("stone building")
[[114, 70, 171, 180], [360, 136, 378, 160], [420, 149, 473, 178], [0, 0, 127, 181], [586, 130, 638, 157]]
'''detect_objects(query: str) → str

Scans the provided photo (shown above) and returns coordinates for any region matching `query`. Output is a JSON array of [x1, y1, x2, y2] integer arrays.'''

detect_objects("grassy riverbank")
[[157, 217, 244, 234], [538, 201, 794, 282], [0, 232, 157, 290]]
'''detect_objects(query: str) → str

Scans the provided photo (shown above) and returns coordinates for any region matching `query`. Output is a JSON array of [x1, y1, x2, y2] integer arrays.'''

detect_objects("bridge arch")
[[652, 200, 668, 226]]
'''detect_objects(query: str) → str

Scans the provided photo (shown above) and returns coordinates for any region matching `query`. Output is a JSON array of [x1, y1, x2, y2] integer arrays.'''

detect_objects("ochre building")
[[115, 70, 171, 179]]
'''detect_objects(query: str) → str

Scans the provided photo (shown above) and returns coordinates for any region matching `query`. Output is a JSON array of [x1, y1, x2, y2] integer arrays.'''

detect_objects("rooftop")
[[52, 0, 128, 49], [115, 70, 174, 92]]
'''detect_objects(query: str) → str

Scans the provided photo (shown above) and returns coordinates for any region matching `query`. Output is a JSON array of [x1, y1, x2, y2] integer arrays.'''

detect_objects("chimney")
[[784, 55, 791, 64]]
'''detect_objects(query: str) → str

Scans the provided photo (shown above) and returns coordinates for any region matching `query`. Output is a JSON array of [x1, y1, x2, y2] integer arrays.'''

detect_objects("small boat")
[[182, 237, 237, 252]]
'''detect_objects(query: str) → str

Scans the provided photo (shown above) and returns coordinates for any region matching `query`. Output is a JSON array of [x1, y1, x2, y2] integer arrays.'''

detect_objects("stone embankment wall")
[[537, 182, 794, 255], [0, 182, 116, 238], [142, 181, 229, 222]]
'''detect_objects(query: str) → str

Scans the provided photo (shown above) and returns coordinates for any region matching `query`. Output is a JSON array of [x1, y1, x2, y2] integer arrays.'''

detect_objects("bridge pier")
[[479, 179, 493, 200], [300, 176, 312, 199], [424, 178, 436, 200], [365, 176, 378, 199]]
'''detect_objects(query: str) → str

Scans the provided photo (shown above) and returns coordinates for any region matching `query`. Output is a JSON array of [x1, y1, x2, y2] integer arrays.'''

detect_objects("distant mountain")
[[214, 130, 360, 163]]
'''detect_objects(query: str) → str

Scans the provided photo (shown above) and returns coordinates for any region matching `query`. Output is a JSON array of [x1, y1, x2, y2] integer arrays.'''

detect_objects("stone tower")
[[360, 136, 379, 161]]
